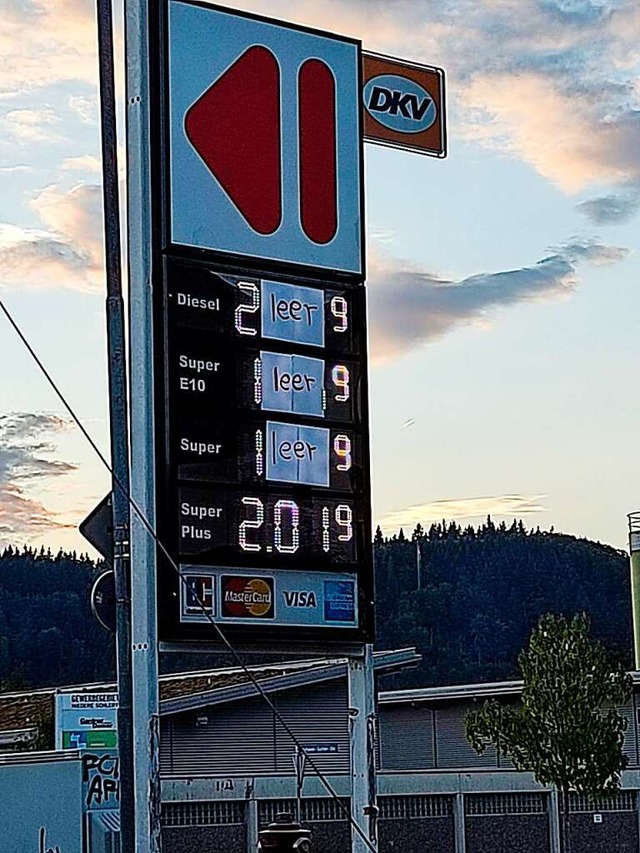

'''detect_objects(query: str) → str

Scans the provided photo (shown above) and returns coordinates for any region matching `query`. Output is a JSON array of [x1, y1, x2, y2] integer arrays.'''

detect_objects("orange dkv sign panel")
[[362, 52, 446, 158]]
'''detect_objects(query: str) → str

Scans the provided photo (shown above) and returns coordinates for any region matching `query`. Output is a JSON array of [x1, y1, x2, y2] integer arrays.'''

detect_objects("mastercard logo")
[[221, 576, 274, 618]]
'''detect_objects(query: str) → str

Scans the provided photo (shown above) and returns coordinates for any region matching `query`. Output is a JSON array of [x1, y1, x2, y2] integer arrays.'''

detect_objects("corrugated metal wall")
[[434, 705, 497, 769], [273, 681, 349, 775], [378, 696, 640, 772], [160, 686, 640, 778], [162, 695, 275, 776], [378, 706, 435, 770], [160, 678, 349, 777], [376, 702, 500, 771]]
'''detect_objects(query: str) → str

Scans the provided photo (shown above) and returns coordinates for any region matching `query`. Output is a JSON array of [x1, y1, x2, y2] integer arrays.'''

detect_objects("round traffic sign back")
[[91, 570, 116, 633]]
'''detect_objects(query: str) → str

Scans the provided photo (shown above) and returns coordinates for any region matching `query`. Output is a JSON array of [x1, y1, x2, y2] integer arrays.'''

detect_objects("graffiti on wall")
[[82, 752, 120, 809], [39, 826, 61, 853]]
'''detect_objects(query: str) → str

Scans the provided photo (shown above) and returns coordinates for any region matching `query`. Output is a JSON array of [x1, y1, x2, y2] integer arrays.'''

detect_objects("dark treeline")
[[375, 518, 633, 689], [0, 518, 634, 691], [0, 545, 114, 689]]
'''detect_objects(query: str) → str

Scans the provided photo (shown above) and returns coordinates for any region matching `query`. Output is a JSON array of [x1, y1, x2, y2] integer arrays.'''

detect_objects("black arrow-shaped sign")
[[79, 493, 113, 561]]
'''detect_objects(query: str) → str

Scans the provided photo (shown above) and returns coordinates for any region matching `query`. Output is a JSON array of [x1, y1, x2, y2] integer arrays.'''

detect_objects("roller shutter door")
[[435, 704, 497, 769], [274, 680, 349, 775], [378, 705, 434, 771], [162, 695, 275, 776]]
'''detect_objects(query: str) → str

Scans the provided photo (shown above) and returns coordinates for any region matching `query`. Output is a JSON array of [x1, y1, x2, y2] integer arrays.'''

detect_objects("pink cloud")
[[0, 183, 104, 292], [377, 493, 548, 535], [462, 72, 640, 192], [0, 412, 79, 548]]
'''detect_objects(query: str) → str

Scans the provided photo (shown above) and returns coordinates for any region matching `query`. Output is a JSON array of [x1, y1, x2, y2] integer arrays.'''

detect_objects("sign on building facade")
[[55, 692, 119, 751]]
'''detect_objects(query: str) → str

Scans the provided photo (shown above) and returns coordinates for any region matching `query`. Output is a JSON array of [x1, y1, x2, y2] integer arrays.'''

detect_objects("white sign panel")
[[55, 693, 119, 750]]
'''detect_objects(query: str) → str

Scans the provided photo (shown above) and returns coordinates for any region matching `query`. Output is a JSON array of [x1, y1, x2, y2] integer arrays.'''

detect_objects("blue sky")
[[0, 0, 639, 553]]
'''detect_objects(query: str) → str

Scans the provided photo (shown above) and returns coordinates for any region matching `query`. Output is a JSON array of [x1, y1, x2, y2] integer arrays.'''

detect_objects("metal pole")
[[628, 513, 640, 669], [549, 789, 561, 853], [292, 747, 306, 824], [454, 792, 466, 853], [124, 0, 161, 848], [349, 644, 377, 853], [95, 0, 134, 849]]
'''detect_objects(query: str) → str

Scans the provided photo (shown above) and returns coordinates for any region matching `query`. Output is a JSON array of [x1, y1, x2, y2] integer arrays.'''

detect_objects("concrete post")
[[454, 792, 466, 853], [549, 789, 561, 853], [247, 795, 259, 851]]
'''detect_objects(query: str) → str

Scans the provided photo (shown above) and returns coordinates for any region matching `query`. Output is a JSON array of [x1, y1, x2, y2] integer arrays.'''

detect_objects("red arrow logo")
[[185, 47, 339, 247], [299, 59, 337, 245], [185, 46, 282, 235]]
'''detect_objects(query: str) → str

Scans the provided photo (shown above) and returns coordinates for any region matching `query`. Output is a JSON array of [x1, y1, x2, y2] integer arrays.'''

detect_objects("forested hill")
[[375, 519, 633, 689], [0, 520, 634, 691], [0, 546, 113, 689]]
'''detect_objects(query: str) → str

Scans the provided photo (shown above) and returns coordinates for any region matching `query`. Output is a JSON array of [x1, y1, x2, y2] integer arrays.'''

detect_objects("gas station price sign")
[[148, 4, 373, 646], [154, 258, 373, 644]]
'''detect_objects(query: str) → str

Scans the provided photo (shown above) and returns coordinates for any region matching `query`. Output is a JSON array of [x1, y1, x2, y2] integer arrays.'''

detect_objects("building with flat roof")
[[1, 651, 639, 853]]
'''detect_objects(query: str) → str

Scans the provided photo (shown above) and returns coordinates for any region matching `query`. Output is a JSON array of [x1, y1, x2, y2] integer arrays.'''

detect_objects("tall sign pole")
[[95, 0, 134, 848], [124, 0, 161, 849]]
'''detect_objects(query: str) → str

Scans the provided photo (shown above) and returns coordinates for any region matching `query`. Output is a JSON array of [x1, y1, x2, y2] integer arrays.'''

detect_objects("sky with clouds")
[[0, 0, 639, 552]]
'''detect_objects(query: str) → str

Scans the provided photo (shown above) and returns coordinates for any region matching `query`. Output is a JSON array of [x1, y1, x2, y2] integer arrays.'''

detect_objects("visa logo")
[[363, 74, 437, 134], [283, 590, 317, 607]]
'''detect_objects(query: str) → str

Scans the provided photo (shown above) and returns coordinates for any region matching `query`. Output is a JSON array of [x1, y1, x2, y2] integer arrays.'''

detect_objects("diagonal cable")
[[0, 297, 378, 853]]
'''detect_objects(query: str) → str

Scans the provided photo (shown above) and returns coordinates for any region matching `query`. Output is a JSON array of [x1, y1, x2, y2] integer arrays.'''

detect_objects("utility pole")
[[95, 0, 134, 848]]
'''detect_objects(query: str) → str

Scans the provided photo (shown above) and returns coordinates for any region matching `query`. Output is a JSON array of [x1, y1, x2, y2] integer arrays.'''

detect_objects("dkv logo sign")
[[364, 74, 437, 133]]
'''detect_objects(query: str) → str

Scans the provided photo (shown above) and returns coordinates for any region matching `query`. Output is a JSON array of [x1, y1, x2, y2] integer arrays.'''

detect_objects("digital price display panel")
[[170, 262, 360, 354], [179, 488, 357, 566], [154, 257, 373, 646], [171, 337, 359, 422], [177, 421, 360, 492]]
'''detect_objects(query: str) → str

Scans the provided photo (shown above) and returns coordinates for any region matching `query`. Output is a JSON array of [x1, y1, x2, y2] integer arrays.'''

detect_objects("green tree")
[[465, 613, 632, 853]]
